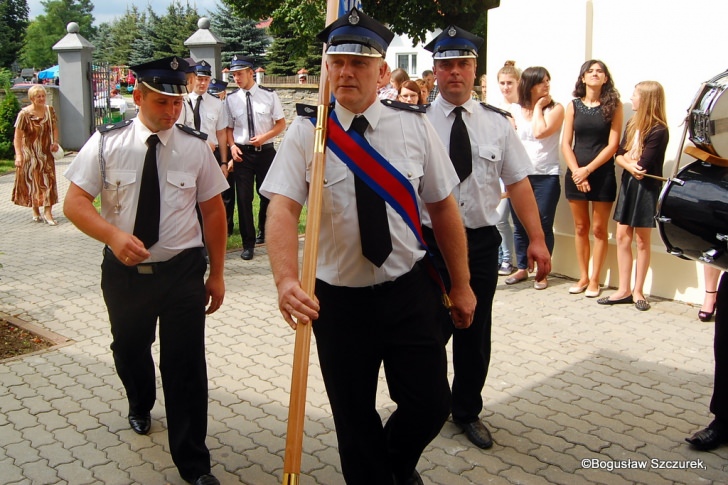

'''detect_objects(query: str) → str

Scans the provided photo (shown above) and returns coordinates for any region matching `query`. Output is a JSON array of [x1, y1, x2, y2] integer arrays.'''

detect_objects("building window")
[[397, 54, 417, 77]]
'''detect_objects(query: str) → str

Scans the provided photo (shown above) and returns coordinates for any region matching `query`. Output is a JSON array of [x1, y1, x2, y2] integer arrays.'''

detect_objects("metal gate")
[[90, 63, 129, 131]]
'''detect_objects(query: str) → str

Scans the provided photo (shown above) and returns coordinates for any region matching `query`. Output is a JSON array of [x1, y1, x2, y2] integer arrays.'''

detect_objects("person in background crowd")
[[208, 77, 235, 236], [505, 67, 564, 290], [423, 69, 438, 102], [262, 9, 475, 484], [63, 56, 229, 485], [415, 78, 430, 103], [700, 266, 722, 322], [598, 81, 668, 311], [12, 85, 60, 225], [226, 54, 286, 260], [687, 271, 728, 451], [377, 63, 399, 100], [479, 74, 487, 102], [398, 79, 426, 104], [495, 61, 521, 276], [561, 59, 623, 298], [424, 25, 550, 451], [391, 68, 410, 92]]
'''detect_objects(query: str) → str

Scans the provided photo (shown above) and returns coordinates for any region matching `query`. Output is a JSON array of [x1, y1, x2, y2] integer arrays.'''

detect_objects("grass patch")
[[0, 159, 15, 176]]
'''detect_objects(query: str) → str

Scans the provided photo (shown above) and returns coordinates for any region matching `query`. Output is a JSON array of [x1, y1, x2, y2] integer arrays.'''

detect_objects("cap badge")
[[233, 54, 239, 61], [448, 27, 457, 37], [170, 57, 179, 70], [349, 10, 360, 25]]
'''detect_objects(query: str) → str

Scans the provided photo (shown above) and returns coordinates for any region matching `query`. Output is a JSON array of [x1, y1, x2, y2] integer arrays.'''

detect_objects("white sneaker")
[[498, 262, 515, 276]]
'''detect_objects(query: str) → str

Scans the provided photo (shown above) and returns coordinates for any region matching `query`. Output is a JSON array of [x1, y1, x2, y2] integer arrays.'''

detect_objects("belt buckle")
[[136, 265, 154, 275], [254, 145, 262, 152]]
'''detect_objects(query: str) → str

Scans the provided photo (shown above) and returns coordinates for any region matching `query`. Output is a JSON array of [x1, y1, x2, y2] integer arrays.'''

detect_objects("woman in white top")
[[505, 67, 564, 289], [495, 61, 521, 276]]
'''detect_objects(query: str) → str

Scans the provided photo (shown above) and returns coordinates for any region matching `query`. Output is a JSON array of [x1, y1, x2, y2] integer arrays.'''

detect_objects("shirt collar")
[[436, 95, 476, 117], [334, 99, 383, 131], [134, 118, 174, 147]]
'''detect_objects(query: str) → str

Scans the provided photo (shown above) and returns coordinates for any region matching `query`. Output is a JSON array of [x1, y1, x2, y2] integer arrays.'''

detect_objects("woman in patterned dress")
[[12, 85, 60, 225]]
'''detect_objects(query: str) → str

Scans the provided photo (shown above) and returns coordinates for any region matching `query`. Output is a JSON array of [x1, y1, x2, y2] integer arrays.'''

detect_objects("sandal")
[[699, 290, 717, 322]]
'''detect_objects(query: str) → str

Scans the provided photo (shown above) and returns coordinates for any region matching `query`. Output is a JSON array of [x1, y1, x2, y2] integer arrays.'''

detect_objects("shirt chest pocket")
[[102, 170, 136, 209], [477, 145, 502, 181], [310, 162, 350, 215], [391, 160, 424, 193], [165, 171, 197, 210]]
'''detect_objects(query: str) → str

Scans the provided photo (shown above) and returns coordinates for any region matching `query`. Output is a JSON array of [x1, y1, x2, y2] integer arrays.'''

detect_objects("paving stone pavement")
[[1, 156, 727, 484]]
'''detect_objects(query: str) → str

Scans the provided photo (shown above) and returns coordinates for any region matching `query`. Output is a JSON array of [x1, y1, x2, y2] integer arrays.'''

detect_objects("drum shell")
[[688, 72, 728, 158], [656, 161, 728, 270]]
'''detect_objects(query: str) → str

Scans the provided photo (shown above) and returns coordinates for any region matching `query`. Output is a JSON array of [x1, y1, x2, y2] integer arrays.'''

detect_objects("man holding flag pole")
[[262, 5, 476, 484]]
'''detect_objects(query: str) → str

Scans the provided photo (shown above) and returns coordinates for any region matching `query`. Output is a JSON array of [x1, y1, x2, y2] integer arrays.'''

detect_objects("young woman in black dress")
[[561, 60, 623, 298], [598, 81, 668, 310]]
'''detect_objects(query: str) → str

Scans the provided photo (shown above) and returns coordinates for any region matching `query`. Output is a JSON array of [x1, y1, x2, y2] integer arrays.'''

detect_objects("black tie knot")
[[147, 134, 160, 148], [350, 115, 369, 136]]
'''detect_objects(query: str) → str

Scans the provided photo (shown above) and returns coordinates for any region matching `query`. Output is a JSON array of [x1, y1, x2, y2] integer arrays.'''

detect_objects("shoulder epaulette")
[[259, 86, 275, 92], [381, 98, 427, 114], [479, 102, 513, 118], [296, 103, 317, 117], [97, 119, 133, 134], [228, 87, 240, 95], [176, 123, 208, 140]]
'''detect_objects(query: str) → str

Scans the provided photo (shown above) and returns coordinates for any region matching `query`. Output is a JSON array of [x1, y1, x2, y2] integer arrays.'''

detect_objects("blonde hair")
[[497, 60, 521, 82], [27, 85, 47, 101], [623, 81, 667, 152]]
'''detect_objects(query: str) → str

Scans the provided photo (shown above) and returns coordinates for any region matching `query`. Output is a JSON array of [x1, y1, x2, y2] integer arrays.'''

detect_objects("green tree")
[[209, 2, 270, 69], [151, 1, 200, 59], [0, 78, 21, 158], [0, 0, 29, 70], [20, 0, 96, 69], [226, 0, 500, 75]]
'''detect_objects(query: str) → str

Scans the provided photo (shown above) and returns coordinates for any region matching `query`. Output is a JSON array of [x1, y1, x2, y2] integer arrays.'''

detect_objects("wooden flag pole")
[[282, 1, 340, 483]]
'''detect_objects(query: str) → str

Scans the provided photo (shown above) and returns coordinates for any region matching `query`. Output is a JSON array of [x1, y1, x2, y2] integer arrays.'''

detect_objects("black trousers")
[[232, 144, 275, 249], [312, 264, 451, 484], [101, 247, 211, 480], [424, 225, 501, 423], [711, 272, 728, 421], [222, 170, 235, 237]]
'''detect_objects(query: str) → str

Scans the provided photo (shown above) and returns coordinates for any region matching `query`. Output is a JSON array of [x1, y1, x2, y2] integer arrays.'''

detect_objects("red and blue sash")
[[309, 111, 452, 307]]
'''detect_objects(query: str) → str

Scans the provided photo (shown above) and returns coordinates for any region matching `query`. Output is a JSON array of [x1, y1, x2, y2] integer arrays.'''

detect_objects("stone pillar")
[[52, 22, 95, 151], [255, 67, 265, 86], [185, 17, 225, 78]]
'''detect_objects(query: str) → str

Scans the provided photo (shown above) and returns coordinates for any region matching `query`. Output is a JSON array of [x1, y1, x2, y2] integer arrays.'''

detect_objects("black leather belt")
[[237, 143, 274, 153], [104, 246, 201, 274]]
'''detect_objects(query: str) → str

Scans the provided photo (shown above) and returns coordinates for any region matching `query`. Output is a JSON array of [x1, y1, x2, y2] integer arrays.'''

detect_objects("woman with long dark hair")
[[561, 60, 623, 297]]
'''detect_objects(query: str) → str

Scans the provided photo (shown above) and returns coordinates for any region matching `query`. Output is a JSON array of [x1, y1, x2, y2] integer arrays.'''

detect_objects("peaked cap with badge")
[[194, 60, 212, 77], [208, 78, 228, 95], [130, 56, 189, 96], [316, 7, 394, 58], [424, 25, 484, 59], [229, 54, 255, 72]]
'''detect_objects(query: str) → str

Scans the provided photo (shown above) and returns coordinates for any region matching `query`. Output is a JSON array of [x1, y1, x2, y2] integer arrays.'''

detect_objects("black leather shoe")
[[456, 419, 493, 449], [187, 474, 220, 485], [128, 413, 151, 435], [686, 426, 728, 451], [394, 470, 423, 485], [241, 248, 254, 260], [255, 232, 265, 244]]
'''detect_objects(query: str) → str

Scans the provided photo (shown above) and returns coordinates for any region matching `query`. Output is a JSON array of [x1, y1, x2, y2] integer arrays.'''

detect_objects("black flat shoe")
[[686, 426, 727, 451], [186, 474, 220, 485], [597, 295, 634, 305], [241, 248, 254, 260], [635, 299, 650, 311], [255, 232, 265, 244], [455, 419, 493, 449], [128, 413, 151, 435]]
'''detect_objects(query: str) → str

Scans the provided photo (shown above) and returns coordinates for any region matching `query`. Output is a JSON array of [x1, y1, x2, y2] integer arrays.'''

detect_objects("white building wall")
[[387, 0, 728, 304]]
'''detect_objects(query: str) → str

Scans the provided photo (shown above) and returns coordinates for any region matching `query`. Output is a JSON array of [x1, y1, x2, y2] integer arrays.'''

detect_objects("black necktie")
[[133, 134, 161, 249], [193, 96, 202, 131], [351, 115, 392, 267], [450, 106, 472, 181], [246, 91, 256, 139]]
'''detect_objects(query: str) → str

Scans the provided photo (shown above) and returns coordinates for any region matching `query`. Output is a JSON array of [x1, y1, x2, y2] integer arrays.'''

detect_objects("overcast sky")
[[28, 0, 221, 25]]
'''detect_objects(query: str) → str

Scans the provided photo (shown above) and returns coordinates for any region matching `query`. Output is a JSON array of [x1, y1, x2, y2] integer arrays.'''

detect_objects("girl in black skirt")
[[598, 81, 668, 310]]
